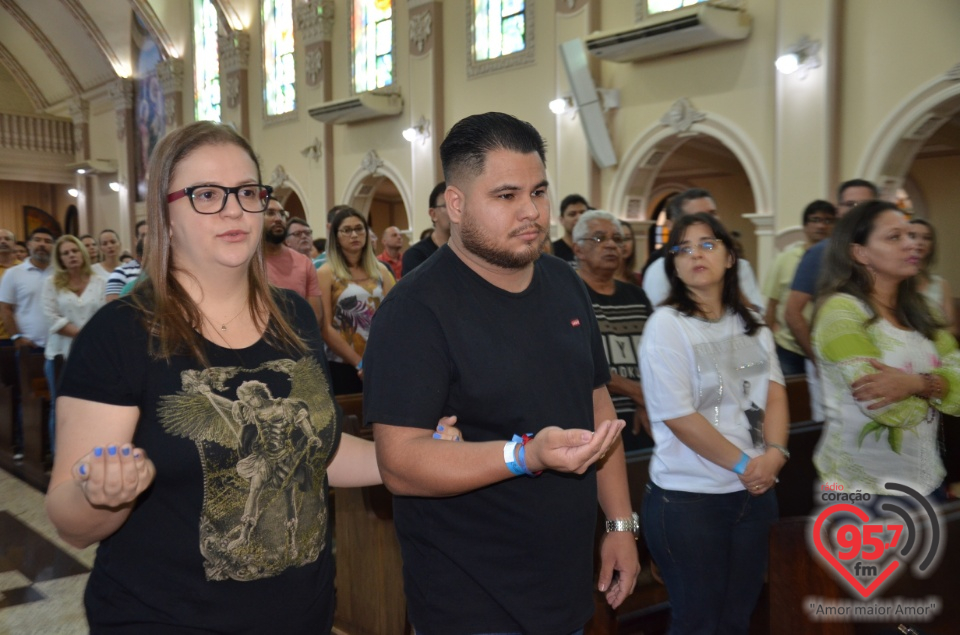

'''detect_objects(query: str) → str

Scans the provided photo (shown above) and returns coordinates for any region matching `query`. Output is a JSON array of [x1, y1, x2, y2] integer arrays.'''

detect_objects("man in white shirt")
[[0, 227, 54, 458], [0, 227, 54, 350], [642, 188, 764, 311]]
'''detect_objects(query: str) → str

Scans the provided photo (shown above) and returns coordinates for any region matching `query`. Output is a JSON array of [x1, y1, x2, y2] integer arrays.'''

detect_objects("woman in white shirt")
[[42, 235, 106, 451], [639, 212, 788, 634], [91, 229, 121, 279]]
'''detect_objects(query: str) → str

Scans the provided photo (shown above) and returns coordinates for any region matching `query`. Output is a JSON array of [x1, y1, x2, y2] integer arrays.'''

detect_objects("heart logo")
[[811, 503, 901, 599]]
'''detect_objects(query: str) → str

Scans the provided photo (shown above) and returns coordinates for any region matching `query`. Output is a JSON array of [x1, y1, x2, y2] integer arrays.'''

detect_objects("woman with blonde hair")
[[908, 218, 956, 335], [317, 207, 395, 394], [42, 234, 106, 451], [45, 121, 453, 633]]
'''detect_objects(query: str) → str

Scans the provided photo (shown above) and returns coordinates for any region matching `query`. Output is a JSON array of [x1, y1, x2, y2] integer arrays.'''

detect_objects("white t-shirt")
[[640, 307, 784, 493], [642, 256, 766, 311], [0, 261, 53, 346]]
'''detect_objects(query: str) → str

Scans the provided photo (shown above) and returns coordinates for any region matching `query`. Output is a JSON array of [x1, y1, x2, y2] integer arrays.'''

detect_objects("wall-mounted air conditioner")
[[584, 4, 751, 63], [308, 92, 403, 125]]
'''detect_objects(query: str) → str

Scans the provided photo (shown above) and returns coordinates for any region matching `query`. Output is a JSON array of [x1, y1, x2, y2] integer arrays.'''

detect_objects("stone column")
[[110, 78, 137, 240], [407, 0, 443, 234], [219, 31, 251, 138], [157, 58, 185, 131], [294, 0, 335, 212]]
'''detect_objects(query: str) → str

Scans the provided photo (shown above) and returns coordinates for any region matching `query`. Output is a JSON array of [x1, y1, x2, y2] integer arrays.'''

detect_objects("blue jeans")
[[642, 482, 778, 635], [416, 629, 584, 635], [775, 345, 806, 376], [44, 357, 57, 453]]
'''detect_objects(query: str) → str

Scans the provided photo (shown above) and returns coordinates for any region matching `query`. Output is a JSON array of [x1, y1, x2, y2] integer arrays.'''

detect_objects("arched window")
[[194, 0, 221, 122], [468, 0, 534, 77], [647, 0, 707, 16], [473, 0, 525, 62], [263, 0, 296, 116], [352, 0, 393, 94]]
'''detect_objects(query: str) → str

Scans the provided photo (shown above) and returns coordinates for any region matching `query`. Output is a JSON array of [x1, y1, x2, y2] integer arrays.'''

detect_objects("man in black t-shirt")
[[551, 193, 589, 265], [573, 210, 653, 453], [401, 181, 449, 276], [365, 113, 638, 635]]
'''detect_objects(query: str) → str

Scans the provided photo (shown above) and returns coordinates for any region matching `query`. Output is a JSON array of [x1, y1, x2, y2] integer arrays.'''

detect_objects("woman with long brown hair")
[[45, 121, 453, 633], [812, 201, 960, 497], [317, 207, 395, 394]]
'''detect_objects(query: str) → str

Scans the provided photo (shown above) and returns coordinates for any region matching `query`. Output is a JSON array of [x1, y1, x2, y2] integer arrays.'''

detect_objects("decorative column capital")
[[295, 0, 335, 46], [68, 98, 89, 124], [156, 58, 185, 95], [219, 31, 251, 74], [409, 8, 433, 55], [109, 78, 135, 110]]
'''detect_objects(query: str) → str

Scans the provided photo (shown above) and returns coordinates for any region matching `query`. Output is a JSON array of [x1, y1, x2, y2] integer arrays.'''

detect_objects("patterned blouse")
[[812, 293, 960, 495], [326, 275, 384, 363]]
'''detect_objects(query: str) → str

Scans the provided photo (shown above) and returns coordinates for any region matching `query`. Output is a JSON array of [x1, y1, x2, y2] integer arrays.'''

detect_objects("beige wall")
[[12, 0, 959, 289]]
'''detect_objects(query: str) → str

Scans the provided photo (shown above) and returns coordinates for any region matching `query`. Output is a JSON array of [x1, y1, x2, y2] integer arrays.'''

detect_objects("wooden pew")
[[0, 345, 17, 468], [17, 347, 51, 489], [332, 393, 410, 635]]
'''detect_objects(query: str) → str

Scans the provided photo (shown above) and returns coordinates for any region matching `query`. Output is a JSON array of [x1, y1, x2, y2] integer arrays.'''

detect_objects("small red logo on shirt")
[[570, 318, 581, 327]]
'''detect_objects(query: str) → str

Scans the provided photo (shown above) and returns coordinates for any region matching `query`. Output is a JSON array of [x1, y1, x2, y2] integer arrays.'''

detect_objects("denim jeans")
[[642, 482, 778, 635], [775, 345, 806, 376], [416, 629, 584, 635], [43, 357, 57, 453]]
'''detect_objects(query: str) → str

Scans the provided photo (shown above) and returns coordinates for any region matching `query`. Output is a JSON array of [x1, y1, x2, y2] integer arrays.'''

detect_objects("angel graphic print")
[[158, 356, 337, 582]]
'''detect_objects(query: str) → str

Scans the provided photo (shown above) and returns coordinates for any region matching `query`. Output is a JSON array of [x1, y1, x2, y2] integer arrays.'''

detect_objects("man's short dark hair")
[[837, 179, 879, 201], [313, 237, 326, 253], [440, 112, 546, 185], [28, 227, 54, 240], [666, 188, 713, 222], [287, 217, 310, 230], [802, 199, 837, 224], [560, 194, 589, 216], [429, 181, 447, 209], [327, 205, 353, 224]]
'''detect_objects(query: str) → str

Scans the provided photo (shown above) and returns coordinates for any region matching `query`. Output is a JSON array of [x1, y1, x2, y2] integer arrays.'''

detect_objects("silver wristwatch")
[[604, 511, 640, 539]]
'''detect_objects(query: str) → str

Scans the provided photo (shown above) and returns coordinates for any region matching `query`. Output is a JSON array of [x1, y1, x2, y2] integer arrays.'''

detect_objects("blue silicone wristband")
[[732, 452, 750, 475]]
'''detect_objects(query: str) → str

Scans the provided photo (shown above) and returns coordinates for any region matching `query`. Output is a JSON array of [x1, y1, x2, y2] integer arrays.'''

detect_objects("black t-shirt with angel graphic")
[[59, 289, 340, 634]]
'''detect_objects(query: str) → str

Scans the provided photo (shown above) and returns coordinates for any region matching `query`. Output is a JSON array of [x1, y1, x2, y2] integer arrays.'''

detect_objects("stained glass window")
[[474, 0, 525, 62], [193, 0, 220, 122], [263, 0, 296, 116], [352, 0, 393, 93], [647, 0, 707, 16]]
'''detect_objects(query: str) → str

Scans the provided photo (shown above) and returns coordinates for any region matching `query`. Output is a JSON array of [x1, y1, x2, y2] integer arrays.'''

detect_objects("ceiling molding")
[[0, 41, 49, 110], [128, 0, 177, 60], [57, 0, 125, 77], [211, 0, 244, 33], [0, 0, 84, 95]]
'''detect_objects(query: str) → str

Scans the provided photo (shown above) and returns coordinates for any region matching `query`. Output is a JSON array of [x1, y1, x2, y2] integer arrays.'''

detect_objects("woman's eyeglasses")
[[338, 226, 367, 237], [669, 240, 718, 257], [167, 184, 273, 214]]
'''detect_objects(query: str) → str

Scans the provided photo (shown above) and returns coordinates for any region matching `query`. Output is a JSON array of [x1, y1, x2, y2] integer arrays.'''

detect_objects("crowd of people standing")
[[16, 113, 955, 634]]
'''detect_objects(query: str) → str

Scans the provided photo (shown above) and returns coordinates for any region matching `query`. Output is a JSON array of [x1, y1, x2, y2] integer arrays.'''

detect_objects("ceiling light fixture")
[[402, 116, 431, 144]]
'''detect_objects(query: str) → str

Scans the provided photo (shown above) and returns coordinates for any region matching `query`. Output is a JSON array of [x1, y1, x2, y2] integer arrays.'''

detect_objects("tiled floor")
[[0, 468, 95, 635]]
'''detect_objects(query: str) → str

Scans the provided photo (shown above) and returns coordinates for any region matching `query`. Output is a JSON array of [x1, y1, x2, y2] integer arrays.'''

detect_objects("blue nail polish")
[[79, 464, 87, 476], [454, 436, 461, 442], [437, 424, 445, 432], [108, 445, 117, 456], [93, 447, 103, 457], [122, 447, 131, 456], [432, 432, 442, 439]]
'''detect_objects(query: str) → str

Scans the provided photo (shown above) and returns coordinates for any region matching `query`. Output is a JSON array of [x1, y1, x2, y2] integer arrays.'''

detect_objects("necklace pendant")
[[220, 325, 227, 332]]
